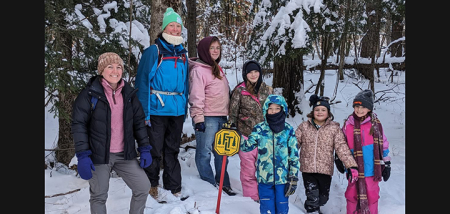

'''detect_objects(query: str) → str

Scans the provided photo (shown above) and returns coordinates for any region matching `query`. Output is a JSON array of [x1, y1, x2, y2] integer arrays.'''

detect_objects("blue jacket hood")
[[262, 94, 288, 118]]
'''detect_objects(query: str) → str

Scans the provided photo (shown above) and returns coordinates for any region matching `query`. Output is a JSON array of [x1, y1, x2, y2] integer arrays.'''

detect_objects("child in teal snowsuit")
[[240, 94, 300, 214]]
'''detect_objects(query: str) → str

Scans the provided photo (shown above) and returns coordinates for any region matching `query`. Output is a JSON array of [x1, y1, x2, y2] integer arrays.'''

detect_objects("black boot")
[[222, 186, 236, 196]]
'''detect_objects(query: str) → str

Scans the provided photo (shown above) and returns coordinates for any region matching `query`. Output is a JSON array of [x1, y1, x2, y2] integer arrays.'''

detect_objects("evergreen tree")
[[45, 0, 151, 166], [246, 0, 322, 117]]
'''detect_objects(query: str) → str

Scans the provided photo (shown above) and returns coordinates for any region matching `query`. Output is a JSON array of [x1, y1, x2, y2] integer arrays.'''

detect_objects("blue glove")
[[76, 150, 95, 180], [284, 176, 298, 197], [145, 119, 151, 127], [195, 122, 206, 132], [137, 145, 152, 168]]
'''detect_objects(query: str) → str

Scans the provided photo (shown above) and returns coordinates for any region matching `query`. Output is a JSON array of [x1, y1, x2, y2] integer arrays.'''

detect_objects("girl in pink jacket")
[[342, 89, 391, 214], [188, 36, 236, 196]]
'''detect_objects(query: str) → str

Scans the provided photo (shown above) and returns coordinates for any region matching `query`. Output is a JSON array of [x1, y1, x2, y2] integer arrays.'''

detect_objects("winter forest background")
[[44, 0, 405, 213]]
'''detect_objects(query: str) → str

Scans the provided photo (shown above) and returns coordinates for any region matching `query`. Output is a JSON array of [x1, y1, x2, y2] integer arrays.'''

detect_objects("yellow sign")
[[214, 129, 241, 156]]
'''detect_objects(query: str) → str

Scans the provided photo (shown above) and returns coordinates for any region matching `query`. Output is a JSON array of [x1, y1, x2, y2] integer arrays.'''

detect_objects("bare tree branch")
[[304, 79, 316, 94], [45, 189, 81, 198]]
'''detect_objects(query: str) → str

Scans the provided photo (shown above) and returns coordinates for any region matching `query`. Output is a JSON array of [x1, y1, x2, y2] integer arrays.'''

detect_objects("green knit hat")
[[162, 7, 183, 30]]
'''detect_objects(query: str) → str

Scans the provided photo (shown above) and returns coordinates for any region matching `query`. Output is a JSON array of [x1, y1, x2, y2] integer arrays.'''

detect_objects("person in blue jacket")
[[134, 7, 188, 199], [240, 94, 300, 214]]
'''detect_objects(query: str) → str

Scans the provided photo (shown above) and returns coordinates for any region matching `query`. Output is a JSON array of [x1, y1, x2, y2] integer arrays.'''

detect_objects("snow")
[[45, 2, 404, 213], [45, 66, 405, 214]]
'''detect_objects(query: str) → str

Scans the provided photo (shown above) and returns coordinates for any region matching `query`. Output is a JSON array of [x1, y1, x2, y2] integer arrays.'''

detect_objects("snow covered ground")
[[45, 66, 405, 214]]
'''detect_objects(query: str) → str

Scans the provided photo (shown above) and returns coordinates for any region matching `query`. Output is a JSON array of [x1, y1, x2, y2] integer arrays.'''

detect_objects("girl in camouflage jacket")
[[241, 94, 299, 214], [295, 94, 358, 213], [229, 60, 273, 202]]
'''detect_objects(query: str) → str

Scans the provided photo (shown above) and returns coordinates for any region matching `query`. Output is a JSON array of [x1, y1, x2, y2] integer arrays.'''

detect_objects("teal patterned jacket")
[[240, 94, 300, 185]]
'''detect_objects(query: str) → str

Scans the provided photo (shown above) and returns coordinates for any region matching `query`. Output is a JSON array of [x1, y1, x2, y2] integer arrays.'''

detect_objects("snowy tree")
[[247, 0, 323, 117]]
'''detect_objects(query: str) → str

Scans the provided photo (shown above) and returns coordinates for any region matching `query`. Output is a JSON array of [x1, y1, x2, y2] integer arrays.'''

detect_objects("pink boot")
[[238, 148, 258, 201]]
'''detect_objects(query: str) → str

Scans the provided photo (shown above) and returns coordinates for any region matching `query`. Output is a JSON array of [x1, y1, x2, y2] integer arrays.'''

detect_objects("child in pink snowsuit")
[[342, 89, 392, 214]]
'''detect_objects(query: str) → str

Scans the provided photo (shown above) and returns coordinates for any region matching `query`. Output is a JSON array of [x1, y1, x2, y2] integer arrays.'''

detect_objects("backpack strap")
[[90, 95, 98, 114], [154, 44, 163, 68], [155, 43, 187, 69]]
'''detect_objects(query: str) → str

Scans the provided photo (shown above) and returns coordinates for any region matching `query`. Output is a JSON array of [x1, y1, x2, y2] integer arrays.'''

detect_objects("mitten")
[[382, 161, 391, 182], [137, 145, 153, 168], [145, 119, 151, 127], [284, 176, 298, 197], [76, 150, 95, 180], [347, 167, 359, 183], [195, 122, 206, 132]]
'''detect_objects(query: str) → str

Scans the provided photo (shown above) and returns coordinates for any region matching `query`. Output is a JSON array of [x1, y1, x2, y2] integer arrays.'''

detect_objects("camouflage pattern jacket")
[[295, 118, 357, 176], [229, 81, 273, 137], [240, 95, 300, 185]]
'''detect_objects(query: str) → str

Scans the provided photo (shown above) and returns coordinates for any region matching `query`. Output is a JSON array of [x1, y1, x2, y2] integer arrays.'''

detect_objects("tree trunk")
[[273, 55, 304, 117], [315, 57, 326, 97], [186, 0, 197, 58], [315, 33, 331, 96], [55, 91, 77, 166], [391, 11, 404, 70], [55, 32, 76, 166], [338, 0, 352, 80], [359, 0, 381, 92], [391, 19, 404, 58]]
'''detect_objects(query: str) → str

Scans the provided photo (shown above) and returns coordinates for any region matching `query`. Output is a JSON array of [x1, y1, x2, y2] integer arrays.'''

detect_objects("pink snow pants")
[[238, 148, 259, 201], [345, 176, 380, 214]]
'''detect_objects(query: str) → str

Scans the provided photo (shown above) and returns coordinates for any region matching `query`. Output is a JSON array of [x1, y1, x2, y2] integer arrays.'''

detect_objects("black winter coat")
[[71, 75, 150, 164]]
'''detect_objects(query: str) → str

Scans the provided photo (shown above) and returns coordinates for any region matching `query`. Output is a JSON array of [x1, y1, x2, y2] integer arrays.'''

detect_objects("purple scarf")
[[352, 112, 384, 214]]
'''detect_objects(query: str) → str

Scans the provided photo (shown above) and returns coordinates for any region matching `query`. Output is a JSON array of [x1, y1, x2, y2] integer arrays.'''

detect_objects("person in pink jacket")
[[188, 36, 236, 196], [342, 89, 391, 214]]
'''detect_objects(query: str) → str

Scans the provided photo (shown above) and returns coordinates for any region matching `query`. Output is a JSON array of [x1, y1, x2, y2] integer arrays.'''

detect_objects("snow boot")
[[173, 191, 181, 197], [222, 186, 237, 196], [149, 186, 158, 199]]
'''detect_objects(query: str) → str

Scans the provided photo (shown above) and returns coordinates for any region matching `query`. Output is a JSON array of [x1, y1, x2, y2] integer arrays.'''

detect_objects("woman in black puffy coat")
[[71, 52, 152, 214]]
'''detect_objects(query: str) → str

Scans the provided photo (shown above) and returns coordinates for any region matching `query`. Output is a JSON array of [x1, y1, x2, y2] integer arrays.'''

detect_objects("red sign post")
[[214, 126, 240, 214]]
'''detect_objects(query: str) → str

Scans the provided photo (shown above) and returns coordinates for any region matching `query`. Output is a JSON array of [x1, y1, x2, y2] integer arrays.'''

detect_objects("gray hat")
[[353, 89, 374, 111]]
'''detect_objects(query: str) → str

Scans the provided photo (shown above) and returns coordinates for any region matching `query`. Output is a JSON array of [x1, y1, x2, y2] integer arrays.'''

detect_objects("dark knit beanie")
[[245, 62, 260, 75], [353, 89, 374, 111], [242, 60, 263, 94], [309, 94, 330, 111]]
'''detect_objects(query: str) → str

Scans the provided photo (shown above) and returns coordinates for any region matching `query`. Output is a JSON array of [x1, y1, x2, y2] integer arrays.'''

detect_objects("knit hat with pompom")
[[97, 52, 124, 75], [352, 89, 374, 111]]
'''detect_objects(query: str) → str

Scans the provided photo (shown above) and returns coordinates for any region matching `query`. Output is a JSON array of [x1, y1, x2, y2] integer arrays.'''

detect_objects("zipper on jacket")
[[314, 128, 319, 171], [273, 132, 276, 184], [112, 90, 116, 104]]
